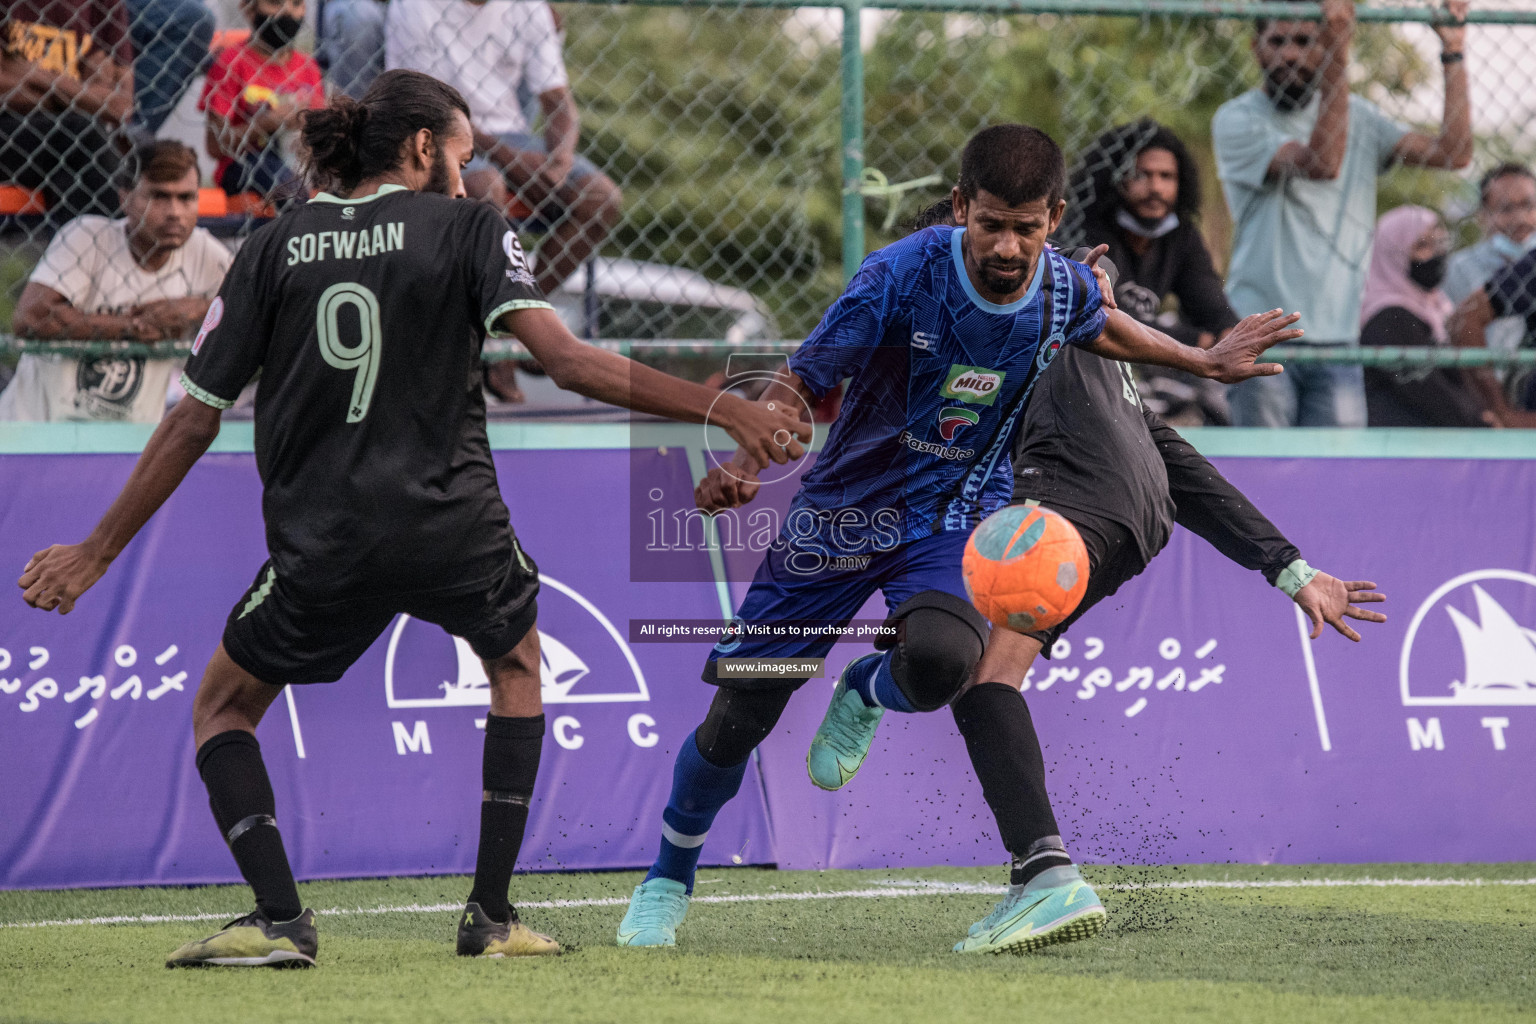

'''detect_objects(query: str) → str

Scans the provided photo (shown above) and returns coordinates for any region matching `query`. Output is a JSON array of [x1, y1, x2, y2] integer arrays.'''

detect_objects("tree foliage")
[[559, 4, 1491, 335]]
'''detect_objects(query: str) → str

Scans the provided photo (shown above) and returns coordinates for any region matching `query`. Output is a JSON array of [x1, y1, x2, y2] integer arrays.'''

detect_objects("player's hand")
[[717, 394, 809, 468], [1295, 573, 1386, 642], [1077, 244, 1119, 310], [696, 464, 761, 513], [1434, 0, 1468, 52], [18, 543, 111, 615], [1199, 309, 1302, 383]]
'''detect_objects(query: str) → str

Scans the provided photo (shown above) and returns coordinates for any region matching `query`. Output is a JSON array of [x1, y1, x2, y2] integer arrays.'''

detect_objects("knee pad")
[[876, 590, 989, 712], [695, 685, 794, 767]]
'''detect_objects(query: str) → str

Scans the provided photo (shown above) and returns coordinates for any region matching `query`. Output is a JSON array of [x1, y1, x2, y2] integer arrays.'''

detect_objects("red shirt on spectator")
[[198, 41, 324, 184]]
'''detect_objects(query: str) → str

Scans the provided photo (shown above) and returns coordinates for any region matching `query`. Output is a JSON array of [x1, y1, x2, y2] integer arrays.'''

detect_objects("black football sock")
[[951, 683, 1074, 887], [196, 730, 304, 922], [467, 713, 544, 924]]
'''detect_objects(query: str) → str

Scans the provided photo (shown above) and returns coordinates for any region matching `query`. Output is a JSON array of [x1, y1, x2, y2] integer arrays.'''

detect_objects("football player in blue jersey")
[[614, 124, 1305, 953]]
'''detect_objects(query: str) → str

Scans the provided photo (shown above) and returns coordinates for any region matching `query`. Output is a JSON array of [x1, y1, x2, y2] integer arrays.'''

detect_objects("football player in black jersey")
[[18, 69, 808, 967]]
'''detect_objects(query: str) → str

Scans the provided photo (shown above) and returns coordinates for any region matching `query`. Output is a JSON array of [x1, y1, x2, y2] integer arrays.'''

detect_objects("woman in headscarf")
[[1362, 205, 1493, 427]]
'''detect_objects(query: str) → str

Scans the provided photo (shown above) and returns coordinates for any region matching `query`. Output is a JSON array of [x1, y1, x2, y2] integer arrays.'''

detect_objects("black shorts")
[[1010, 502, 1149, 655], [222, 539, 540, 685]]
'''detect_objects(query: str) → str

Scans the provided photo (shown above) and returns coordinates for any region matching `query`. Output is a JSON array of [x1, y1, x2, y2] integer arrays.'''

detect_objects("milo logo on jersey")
[[940, 365, 1006, 405]]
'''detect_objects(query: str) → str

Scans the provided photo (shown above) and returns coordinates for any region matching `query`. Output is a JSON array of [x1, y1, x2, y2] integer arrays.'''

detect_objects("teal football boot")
[[953, 867, 1106, 954], [805, 653, 885, 791], [616, 877, 691, 947]]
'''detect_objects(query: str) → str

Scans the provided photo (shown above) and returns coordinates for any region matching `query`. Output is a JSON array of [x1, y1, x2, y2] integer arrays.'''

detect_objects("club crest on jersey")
[[940, 365, 1005, 406], [190, 296, 223, 355], [1035, 332, 1066, 373], [502, 230, 537, 287], [936, 406, 980, 442]]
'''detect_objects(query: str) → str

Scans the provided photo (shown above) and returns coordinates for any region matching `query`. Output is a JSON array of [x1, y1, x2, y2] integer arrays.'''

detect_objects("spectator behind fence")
[[1444, 163, 1536, 359], [316, 0, 385, 99], [1360, 205, 1489, 428], [128, 0, 214, 136], [2, 141, 233, 423], [386, 0, 622, 296], [1452, 239, 1536, 428], [1065, 119, 1240, 424], [0, 0, 134, 221], [1212, 0, 1472, 427], [199, 0, 324, 199]]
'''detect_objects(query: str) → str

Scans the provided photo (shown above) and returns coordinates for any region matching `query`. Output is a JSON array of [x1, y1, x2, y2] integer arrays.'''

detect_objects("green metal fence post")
[[840, 0, 866, 282]]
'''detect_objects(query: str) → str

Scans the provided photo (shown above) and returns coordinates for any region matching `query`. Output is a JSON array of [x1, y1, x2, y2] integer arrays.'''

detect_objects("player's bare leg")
[[167, 647, 315, 968], [458, 624, 561, 957], [951, 628, 1105, 953]]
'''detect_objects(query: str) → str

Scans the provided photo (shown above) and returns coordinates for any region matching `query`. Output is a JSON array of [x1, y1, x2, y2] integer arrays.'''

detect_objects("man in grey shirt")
[[1444, 163, 1536, 358], [1212, 0, 1473, 427]]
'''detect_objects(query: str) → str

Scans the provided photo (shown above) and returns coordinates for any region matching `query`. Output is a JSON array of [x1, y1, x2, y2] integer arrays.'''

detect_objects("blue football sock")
[[644, 730, 748, 892], [849, 651, 917, 713]]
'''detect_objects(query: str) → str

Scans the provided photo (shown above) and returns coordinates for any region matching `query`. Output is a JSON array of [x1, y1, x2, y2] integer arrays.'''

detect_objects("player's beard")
[[979, 259, 1028, 295], [423, 149, 453, 196], [965, 234, 1030, 296], [977, 253, 1030, 296]]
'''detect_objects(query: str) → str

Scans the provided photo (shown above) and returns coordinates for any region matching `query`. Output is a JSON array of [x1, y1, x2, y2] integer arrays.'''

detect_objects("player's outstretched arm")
[[501, 307, 810, 468], [1148, 413, 1386, 642], [696, 372, 816, 513], [18, 396, 223, 614], [1084, 308, 1302, 384], [1294, 573, 1386, 642]]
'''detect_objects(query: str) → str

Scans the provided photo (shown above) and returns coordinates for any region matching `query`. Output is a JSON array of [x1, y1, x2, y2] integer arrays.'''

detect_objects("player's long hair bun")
[[298, 70, 471, 195]]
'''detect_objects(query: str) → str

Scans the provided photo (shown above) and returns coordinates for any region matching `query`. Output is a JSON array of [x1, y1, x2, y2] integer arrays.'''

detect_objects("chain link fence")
[[4, 1, 1536, 418]]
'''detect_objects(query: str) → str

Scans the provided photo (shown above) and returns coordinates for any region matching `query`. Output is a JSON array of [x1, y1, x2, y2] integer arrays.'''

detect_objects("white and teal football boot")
[[953, 866, 1106, 954]]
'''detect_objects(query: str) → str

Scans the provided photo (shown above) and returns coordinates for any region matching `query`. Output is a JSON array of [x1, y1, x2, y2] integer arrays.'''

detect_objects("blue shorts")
[[702, 530, 971, 690], [466, 130, 603, 189]]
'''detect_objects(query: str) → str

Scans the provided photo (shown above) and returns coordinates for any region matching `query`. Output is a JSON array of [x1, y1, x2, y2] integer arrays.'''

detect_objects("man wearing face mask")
[[1212, 0, 1473, 427], [1063, 119, 1241, 423], [199, 0, 325, 200], [1444, 164, 1536, 361]]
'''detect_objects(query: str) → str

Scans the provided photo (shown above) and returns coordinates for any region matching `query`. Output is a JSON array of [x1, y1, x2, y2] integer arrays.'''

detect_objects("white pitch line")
[[1294, 603, 1332, 752], [4, 877, 1534, 930]]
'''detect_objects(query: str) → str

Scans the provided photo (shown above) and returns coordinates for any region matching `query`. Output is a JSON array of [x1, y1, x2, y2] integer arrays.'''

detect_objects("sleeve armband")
[[180, 373, 235, 410], [485, 300, 553, 338], [1275, 558, 1319, 598]]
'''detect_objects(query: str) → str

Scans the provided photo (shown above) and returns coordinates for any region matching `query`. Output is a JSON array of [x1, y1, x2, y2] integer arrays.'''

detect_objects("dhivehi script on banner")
[[2, 447, 1532, 888]]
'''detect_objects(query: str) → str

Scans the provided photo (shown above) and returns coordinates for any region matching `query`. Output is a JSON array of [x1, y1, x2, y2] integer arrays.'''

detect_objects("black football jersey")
[[181, 185, 550, 597], [1014, 345, 1299, 580], [1013, 344, 1175, 560]]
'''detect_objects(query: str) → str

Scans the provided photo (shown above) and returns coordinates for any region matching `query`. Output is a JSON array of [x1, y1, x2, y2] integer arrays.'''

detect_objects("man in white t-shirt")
[[3, 140, 234, 423], [1212, 0, 1472, 427], [385, 0, 621, 297]]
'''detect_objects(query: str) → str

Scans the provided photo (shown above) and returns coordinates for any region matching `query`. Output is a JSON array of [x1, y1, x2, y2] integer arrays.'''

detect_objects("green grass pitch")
[[4, 864, 1533, 1024]]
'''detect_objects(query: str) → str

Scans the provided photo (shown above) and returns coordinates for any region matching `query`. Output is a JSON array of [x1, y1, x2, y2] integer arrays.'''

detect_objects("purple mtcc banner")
[[2, 445, 1533, 889]]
